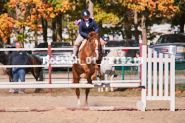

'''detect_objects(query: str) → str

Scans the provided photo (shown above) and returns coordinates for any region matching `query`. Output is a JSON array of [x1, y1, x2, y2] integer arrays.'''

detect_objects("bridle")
[[88, 38, 101, 59]]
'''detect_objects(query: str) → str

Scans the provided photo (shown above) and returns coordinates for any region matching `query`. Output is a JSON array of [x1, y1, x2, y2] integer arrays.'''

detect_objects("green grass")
[[176, 83, 185, 92]]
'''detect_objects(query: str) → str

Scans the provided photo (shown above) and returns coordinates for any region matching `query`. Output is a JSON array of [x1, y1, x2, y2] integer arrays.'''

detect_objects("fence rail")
[[0, 47, 139, 51]]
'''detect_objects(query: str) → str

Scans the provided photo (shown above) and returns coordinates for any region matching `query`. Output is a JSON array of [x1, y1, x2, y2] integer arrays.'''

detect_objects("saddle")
[[79, 39, 87, 51]]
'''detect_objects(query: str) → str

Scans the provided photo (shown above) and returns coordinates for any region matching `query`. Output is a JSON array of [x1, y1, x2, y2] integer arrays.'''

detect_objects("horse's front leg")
[[80, 60, 90, 79], [91, 64, 98, 80], [75, 88, 81, 106]]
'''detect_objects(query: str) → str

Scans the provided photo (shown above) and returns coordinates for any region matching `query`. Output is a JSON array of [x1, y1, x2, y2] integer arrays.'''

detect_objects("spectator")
[[102, 37, 110, 57], [5, 42, 28, 93], [136, 50, 140, 79]]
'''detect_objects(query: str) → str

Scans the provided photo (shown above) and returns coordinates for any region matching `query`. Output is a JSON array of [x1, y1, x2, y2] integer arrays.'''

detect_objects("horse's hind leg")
[[85, 88, 90, 106], [31, 68, 42, 93], [73, 66, 81, 106], [75, 88, 81, 106]]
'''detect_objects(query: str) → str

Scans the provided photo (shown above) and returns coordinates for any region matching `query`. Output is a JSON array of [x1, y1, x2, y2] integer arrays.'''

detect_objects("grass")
[[176, 83, 185, 92]]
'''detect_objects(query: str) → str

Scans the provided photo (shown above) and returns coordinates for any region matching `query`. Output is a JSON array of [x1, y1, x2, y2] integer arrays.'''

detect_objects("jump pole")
[[48, 40, 52, 93], [139, 39, 142, 83]]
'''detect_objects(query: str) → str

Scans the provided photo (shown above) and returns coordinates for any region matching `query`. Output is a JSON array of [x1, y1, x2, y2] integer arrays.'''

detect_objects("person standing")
[[136, 50, 140, 79], [102, 37, 110, 57], [5, 42, 28, 93]]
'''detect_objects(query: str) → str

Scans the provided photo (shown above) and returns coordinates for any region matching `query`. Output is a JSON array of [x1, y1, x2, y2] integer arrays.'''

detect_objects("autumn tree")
[[170, 0, 185, 33], [0, 13, 14, 46], [123, 0, 179, 45], [49, 0, 71, 42], [3, 0, 70, 46]]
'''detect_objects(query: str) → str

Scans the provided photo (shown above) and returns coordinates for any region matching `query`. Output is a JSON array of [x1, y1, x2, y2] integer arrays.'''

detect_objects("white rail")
[[0, 47, 139, 51], [0, 80, 141, 85], [0, 83, 140, 89]]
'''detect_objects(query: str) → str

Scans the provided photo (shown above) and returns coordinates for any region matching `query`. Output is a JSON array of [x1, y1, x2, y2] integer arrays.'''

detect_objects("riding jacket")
[[7, 51, 28, 65], [79, 18, 99, 39]]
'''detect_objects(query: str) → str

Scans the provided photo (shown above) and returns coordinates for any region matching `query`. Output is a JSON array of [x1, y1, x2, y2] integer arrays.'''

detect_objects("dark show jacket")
[[79, 18, 99, 39]]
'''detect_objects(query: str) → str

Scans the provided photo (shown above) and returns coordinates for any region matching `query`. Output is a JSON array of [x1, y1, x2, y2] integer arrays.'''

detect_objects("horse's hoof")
[[34, 89, 41, 93], [77, 99, 81, 107], [84, 102, 88, 106], [77, 103, 82, 107], [91, 75, 96, 80]]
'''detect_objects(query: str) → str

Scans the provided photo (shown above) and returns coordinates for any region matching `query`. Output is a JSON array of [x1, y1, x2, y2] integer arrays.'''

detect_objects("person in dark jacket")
[[102, 37, 110, 57], [5, 42, 29, 93], [72, 9, 104, 58]]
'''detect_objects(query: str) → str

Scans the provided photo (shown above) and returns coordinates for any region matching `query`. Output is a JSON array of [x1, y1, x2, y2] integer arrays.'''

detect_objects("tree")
[[124, 0, 179, 45], [0, 13, 14, 44], [170, 0, 185, 33], [86, 0, 94, 17], [48, 0, 71, 42], [4, 0, 70, 46], [0, 0, 9, 47]]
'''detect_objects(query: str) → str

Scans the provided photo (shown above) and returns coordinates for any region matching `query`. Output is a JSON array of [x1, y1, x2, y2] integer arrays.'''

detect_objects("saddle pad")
[[79, 39, 87, 51]]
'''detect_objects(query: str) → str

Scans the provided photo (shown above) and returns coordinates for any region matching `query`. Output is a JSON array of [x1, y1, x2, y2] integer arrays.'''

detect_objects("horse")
[[98, 49, 125, 92], [0, 51, 43, 93], [72, 31, 102, 106]]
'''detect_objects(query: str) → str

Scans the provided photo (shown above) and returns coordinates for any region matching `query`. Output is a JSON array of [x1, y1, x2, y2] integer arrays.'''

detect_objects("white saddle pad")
[[79, 39, 87, 51]]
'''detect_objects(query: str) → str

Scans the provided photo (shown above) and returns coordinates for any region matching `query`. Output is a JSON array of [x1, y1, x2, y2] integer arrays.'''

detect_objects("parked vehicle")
[[105, 39, 139, 57], [32, 42, 73, 71], [150, 34, 185, 60]]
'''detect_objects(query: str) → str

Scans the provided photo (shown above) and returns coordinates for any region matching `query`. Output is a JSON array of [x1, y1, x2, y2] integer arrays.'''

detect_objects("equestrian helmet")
[[102, 37, 109, 41], [136, 50, 140, 55], [81, 9, 90, 17]]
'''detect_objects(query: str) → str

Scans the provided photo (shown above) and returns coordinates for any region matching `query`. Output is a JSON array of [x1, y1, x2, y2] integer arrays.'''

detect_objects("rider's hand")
[[4, 68, 7, 71]]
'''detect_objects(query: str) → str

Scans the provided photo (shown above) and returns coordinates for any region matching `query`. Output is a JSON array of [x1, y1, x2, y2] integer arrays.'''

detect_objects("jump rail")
[[0, 47, 139, 51]]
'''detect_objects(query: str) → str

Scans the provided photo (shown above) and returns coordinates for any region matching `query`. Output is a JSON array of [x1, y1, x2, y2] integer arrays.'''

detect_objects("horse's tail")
[[36, 56, 43, 81]]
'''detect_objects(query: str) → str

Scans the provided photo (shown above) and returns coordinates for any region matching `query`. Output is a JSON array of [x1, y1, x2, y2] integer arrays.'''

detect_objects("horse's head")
[[88, 31, 101, 60]]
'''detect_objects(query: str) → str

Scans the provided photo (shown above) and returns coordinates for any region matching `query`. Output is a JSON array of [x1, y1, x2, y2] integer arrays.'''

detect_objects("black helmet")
[[81, 9, 90, 17], [102, 37, 109, 41], [136, 50, 140, 55]]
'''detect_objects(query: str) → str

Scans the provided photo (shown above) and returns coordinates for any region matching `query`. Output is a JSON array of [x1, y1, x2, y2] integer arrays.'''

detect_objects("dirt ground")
[[0, 75, 185, 123]]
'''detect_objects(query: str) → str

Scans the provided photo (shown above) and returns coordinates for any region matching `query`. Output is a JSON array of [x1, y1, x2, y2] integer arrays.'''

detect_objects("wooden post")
[[48, 40, 52, 93], [86, 0, 94, 18]]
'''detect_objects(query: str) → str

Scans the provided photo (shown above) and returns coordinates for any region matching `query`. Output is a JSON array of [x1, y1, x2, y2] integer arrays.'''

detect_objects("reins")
[[86, 38, 101, 70]]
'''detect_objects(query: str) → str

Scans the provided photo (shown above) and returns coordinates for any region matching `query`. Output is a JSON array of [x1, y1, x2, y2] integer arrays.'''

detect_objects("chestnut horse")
[[72, 31, 102, 106]]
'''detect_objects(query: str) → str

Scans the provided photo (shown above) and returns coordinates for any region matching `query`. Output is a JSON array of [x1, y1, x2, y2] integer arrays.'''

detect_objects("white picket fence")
[[140, 46, 175, 111]]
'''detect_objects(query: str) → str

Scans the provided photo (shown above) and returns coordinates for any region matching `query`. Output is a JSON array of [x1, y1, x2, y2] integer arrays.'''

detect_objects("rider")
[[72, 9, 104, 59]]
